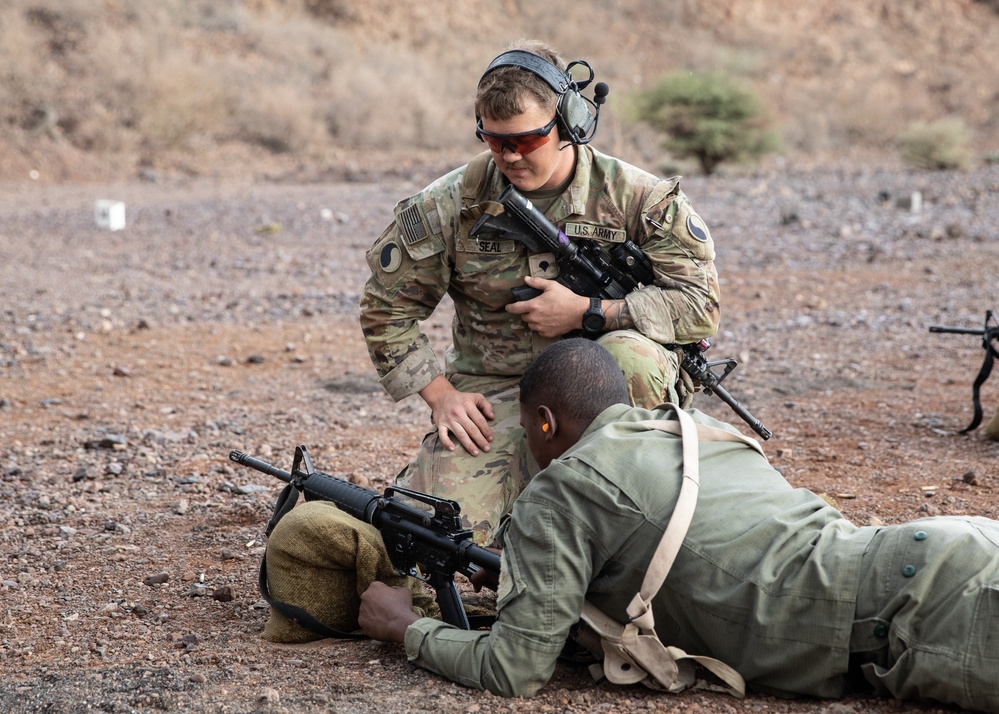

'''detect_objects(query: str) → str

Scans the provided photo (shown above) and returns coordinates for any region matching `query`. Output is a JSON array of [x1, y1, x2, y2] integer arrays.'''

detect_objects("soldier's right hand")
[[419, 376, 495, 455]]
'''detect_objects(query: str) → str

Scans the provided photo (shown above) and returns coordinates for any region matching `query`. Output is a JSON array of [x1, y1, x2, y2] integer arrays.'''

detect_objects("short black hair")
[[519, 339, 629, 421]]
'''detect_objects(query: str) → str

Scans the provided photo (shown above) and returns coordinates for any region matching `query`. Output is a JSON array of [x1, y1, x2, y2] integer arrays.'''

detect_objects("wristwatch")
[[581, 297, 606, 336]]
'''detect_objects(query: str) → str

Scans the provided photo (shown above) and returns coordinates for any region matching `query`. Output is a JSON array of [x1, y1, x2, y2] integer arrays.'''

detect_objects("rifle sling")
[[961, 337, 996, 433]]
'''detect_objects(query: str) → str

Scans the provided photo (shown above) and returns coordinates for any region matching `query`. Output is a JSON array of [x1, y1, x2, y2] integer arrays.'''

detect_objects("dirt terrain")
[[2, 161, 998, 714]]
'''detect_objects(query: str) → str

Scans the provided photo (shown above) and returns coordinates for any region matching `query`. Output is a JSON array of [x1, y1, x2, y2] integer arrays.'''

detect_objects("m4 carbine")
[[230, 445, 500, 632], [929, 309, 999, 433], [472, 184, 772, 440]]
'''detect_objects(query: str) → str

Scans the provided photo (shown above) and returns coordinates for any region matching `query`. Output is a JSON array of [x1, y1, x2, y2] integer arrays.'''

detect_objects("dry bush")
[[898, 117, 973, 170], [0, 1, 104, 135], [323, 47, 474, 152], [139, 58, 236, 150], [301, 0, 355, 22], [234, 83, 328, 154]]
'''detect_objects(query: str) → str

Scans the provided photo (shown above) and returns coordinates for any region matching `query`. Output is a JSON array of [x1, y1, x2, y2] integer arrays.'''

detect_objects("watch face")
[[582, 311, 604, 333]]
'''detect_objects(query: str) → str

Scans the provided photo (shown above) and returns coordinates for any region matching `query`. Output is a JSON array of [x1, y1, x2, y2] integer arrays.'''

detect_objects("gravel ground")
[[1, 163, 998, 713]]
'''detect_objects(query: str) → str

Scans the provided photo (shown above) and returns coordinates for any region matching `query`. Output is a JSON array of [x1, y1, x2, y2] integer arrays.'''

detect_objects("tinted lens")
[[477, 116, 558, 156], [481, 132, 552, 156]]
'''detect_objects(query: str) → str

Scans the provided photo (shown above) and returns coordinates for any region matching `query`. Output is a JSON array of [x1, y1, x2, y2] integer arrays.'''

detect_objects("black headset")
[[478, 50, 610, 146]]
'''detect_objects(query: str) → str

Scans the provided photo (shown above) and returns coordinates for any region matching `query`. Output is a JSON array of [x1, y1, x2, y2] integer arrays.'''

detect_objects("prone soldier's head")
[[519, 338, 629, 469]]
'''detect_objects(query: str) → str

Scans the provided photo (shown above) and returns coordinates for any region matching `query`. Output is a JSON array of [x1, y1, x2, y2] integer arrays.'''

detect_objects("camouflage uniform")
[[360, 147, 719, 543]]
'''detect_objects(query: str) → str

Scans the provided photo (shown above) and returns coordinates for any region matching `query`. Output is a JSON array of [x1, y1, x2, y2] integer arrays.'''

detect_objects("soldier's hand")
[[506, 276, 589, 338], [359, 582, 419, 643], [419, 376, 494, 455], [469, 547, 501, 592]]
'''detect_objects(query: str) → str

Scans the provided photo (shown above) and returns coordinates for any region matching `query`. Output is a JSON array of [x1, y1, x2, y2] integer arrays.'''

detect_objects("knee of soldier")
[[596, 330, 679, 409]]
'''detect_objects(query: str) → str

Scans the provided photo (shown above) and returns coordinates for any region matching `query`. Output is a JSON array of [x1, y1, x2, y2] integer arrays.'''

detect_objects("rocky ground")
[[1, 162, 998, 713]]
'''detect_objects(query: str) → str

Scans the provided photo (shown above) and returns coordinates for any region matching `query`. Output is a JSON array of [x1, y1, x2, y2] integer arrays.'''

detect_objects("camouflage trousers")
[[397, 330, 683, 546]]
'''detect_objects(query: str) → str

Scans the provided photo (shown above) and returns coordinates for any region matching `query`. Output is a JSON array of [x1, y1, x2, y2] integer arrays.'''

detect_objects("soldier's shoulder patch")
[[392, 197, 446, 261], [398, 202, 429, 246], [671, 200, 715, 261], [379, 241, 403, 273], [686, 212, 710, 242]]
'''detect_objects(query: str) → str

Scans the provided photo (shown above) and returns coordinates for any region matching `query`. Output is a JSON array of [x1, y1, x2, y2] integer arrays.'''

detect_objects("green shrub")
[[898, 118, 972, 170], [631, 71, 779, 175]]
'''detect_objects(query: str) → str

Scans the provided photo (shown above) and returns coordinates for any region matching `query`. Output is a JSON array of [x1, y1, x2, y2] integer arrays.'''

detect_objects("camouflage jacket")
[[360, 146, 720, 401]]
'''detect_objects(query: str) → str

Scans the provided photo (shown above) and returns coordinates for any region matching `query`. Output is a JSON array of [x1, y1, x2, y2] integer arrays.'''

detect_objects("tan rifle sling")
[[577, 405, 762, 697]]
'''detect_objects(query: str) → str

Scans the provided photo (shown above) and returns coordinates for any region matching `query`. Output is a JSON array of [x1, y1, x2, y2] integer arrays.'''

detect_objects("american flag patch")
[[399, 204, 428, 245]]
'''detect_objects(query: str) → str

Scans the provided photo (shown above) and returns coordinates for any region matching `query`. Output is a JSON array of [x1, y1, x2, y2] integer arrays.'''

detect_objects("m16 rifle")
[[230, 445, 500, 633], [929, 309, 999, 434], [472, 184, 772, 440]]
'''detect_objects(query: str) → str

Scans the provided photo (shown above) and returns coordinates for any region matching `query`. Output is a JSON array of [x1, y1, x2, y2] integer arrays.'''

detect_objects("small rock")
[[348, 473, 370, 489], [189, 583, 209, 597], [919, 503, 940, 516], [212, 586, 235, 602], [143, 572, 170, 586], [962, 470, 978, 485], [86, 434, 127, 450], [190, 673, 208, 684], [259, 688, 280, 705]]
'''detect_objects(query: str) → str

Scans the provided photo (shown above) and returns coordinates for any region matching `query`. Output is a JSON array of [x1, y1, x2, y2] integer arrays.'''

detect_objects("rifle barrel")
[[707, 382, 773, 441], [229, 450, 292, 483], [928, 326, 986, 335]]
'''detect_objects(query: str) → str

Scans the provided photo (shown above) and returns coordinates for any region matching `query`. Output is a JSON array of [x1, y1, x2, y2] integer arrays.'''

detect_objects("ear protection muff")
[[479, 50, 610, 145]]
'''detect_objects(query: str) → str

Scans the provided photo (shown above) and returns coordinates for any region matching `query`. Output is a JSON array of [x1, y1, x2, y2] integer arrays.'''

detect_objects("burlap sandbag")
[[262, 500, 439, 643], [986, 404, 999, 442]]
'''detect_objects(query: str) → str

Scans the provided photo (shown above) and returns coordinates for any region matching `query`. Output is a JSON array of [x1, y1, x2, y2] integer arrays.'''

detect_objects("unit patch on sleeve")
[[686, 213, 710, 242], [671, 200, 715, 260], [379, 241, 403, 273], [398, 203, 429, 246]]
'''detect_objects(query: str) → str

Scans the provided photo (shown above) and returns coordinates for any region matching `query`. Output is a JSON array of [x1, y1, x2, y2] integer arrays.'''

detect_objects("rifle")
[[929, 309, 999, 433], [229, 445, 500, 631], [472, 184, 772, 440]]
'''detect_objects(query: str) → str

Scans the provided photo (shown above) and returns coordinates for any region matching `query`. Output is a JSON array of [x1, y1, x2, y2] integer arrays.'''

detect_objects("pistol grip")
[[511, 285, 543, 301]]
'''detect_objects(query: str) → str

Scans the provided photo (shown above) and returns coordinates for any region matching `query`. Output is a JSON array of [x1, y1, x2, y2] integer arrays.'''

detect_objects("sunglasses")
[[476, 116, 559, 156]]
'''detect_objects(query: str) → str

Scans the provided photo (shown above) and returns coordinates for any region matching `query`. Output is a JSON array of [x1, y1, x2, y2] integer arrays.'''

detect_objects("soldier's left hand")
[[359, 581, 420, 643], [505, 276, 588, 338]]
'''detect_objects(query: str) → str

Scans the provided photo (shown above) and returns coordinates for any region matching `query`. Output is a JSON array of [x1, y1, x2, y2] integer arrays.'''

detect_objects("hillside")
[[1, 0, 998, 181]]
